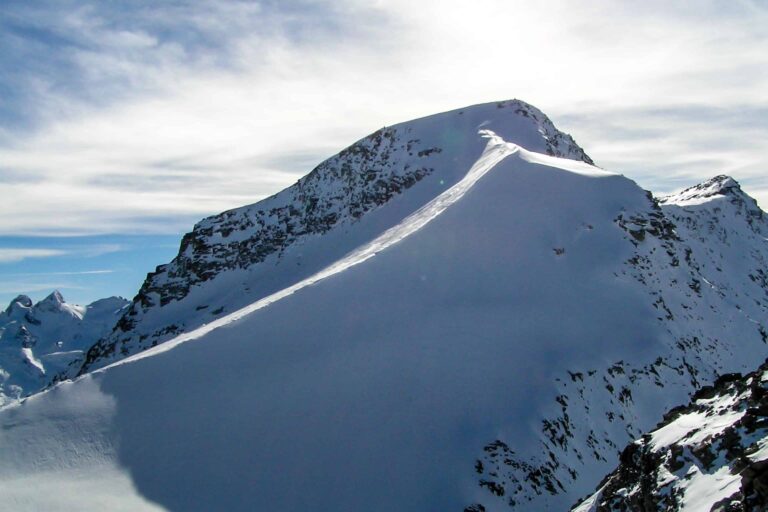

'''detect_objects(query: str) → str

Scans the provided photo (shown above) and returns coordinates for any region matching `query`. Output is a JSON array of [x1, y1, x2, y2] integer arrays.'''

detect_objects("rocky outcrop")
[[572, 359, 768, 511]]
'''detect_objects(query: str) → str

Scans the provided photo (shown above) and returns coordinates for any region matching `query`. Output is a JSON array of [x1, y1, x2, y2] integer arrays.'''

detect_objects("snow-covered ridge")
[[0, 292, 128, 406], [79, 99, 593, 372], [98, 131, 609, 373], [572, 359, 768, 511]]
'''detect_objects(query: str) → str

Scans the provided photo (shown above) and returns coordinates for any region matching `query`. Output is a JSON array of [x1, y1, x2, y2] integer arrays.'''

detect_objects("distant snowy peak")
[[0, 290, 128, 351], [4, 291, 76, 322], [5, 294, 33, 313], [661, 175, 761, 211], [36, 290, 84, 318], [660, 174, 741, 204], [87, 296, 133, 316], [41, 289, 64, 304], [0, 291, 128, 405], [80, 99, 593, 372]]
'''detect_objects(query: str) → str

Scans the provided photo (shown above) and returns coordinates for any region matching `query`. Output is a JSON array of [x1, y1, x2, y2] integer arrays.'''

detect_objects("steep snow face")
[[572, 360, 768, 512], [0, 292, 128, 405], [0, 102, 767, 512], [79, 99, 593, 372]]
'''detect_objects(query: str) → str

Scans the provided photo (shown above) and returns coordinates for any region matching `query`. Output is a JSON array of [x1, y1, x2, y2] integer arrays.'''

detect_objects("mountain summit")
[[662, 174, 749, 205], [79, 99, 593, 373], [1, 100, 767, 512]]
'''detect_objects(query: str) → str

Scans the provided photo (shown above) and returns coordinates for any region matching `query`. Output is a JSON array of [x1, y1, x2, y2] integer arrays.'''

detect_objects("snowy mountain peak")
[[33, 290, 84, 320], [9, 294, 32, 308], [455, 99, 595, 165], [87, 296, 131, 312], [660, 174, 766, 240], [661, 174, 751, 206], [4, 294, 33, 315], [707, 173, 740, 191], [39, 290, 65, 308], [80, 99, 594, 371]]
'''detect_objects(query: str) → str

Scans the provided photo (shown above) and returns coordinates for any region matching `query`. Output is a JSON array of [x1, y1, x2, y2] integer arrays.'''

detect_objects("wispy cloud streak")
[[0, 281, 84, 295], [0, 245, 124, 263], [7, 270, 114, 277], [0, 248, 68, 263]]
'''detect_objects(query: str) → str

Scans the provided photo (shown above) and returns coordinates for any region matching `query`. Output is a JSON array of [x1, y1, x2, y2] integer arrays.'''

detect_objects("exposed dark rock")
[[571, 359, 768, 511]]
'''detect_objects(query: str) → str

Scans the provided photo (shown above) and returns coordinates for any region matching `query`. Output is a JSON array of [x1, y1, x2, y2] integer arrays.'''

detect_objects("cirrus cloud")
[[0, 248, 68, 264]]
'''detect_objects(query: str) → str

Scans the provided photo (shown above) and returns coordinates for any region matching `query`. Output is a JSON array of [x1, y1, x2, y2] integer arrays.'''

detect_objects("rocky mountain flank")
[[460, 174, 768, 510], [572, 358, 768, 512]]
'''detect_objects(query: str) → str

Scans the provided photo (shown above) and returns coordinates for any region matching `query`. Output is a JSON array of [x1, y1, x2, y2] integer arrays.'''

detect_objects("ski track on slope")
[[100, 129, 538, 373]]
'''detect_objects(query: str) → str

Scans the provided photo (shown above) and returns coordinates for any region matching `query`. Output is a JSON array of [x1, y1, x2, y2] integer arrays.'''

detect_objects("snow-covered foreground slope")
[[572, 359, 768, 512], [1, 102, 767, 512], [0, 292, 128, 406]]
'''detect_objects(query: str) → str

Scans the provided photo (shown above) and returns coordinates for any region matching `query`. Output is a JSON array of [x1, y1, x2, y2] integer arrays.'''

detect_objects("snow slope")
[[1, 101, 767, 511], [0, 292, 128, 406]]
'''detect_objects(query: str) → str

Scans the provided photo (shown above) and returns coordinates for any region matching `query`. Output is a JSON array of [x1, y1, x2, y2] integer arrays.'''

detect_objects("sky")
[[1, 0, 766, 306]]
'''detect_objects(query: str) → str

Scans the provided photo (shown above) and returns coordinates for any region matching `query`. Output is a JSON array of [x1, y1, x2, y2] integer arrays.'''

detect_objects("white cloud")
[[0, 245, 124, 264], [8, 270, 114, 277], [0, 281, 83, 295], [0, 249, 68, 263], [1, 0, 766, 236]]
